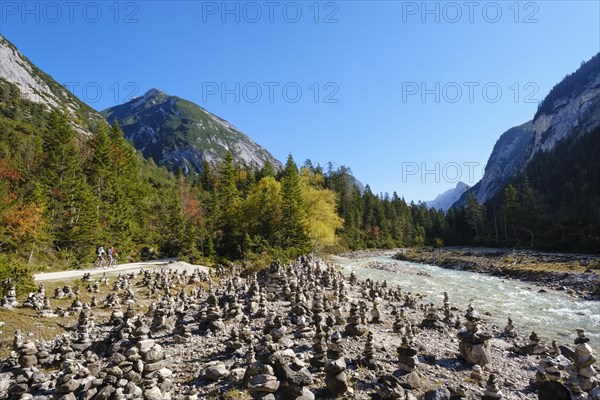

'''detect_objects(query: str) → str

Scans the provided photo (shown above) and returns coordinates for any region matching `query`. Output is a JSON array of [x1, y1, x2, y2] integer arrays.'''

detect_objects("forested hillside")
[[0, 76, 456, 285]]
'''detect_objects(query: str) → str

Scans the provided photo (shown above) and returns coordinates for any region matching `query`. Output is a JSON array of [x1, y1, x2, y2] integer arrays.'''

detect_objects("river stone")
[[401, 371, 421, 389], [559, 345, 575, 359], [538, 381, 570, 400], [133, 359, 144, 373], [144, 361, 164, 373], [144, 346, 165, 362], [8, 383, 28, 394], [324, 371, 348, 396], [159, 378, 173, 391], [156, 367, 173, 379], [105, 366, 123, 378], [80, 388, 97, 400], [458, 342, 492, 366], [19, 354, 38, 367], [424, 388, 451, 400], [109, 353, 127, 365], [250, 374, 280, 392], [78, 377, 93, 391], [57, 378, 80, 392], [204, 362, 230, 381], [87, 362, 101, 376], [230, 367, 246, 381], [95, 385, 115, 400], [143, 386, 163, 400], [137, 339, 155, 352]]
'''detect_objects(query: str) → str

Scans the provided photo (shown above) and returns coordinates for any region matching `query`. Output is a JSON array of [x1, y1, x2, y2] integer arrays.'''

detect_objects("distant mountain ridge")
[[426, 182, 468, 211], [102, 89, 282, 174]]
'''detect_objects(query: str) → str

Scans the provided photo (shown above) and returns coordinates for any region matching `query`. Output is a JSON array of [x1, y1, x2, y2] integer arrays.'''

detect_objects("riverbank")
[[3, 256, 595, 399], [391, 247, 600, 300]]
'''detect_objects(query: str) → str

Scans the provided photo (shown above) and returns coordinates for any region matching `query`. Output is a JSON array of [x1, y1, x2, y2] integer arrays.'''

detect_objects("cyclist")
[[96, 245, 106, 261], [95, 245, 106, 269], [107, 246, 117, 268]]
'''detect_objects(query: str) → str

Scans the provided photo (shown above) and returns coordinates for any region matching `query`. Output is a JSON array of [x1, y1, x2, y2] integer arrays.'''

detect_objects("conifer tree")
[[280, 154, 308, 252], [215, 153, 241, 258]]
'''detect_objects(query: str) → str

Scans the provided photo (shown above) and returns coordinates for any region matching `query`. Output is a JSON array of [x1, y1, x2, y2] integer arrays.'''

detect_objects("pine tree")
[[502, 184, 520, 240], [215, 153, 241, 258], [465, 191, 483, 238], [39, 110, 85, 251], [280, 154, 308, 252]]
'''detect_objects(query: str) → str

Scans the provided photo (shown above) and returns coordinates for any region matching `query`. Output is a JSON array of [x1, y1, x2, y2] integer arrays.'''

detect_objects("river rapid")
[[333, 255, 600, 348]]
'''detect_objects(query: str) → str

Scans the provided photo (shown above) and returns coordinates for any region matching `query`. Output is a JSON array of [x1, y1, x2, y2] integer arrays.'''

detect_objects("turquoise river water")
[[333, 255, 600, 348]]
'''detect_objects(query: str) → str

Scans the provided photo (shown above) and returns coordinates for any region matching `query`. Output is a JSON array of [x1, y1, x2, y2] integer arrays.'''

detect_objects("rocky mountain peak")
[[102, 89, 281, 175], [0, 35, 107, 135]]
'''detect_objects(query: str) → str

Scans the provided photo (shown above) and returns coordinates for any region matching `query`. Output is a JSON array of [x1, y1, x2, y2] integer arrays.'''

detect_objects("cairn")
[[504, 317, 518, 338], [345, 302, 367, 336], [522, 331, 548, 355], [443, 292, 452, 323], [363, 330, 380, 370], [572, 329, 598, 392], [173, 309, 192, 344], [272, 348, 315, 400], [224, 327, 243, 353], [536, 356, 561, 383], [481, 373, 503, 399], [7, 341, 40, 397], [393, 308, 406, 334], [370, 298, 382, 323], [420, 304, 444, 330], [205, 293, 225, 332], [5, 284, 18, 307], [375, 375, 406, 400], [245, 345, 280, 399], [39, 297, 57, 318], [310, 328, 327, 369], [397, 335, 418, 373], [54, 287, 65, 299], [457, 305, 492, 366], [324, 342, 349, 397]]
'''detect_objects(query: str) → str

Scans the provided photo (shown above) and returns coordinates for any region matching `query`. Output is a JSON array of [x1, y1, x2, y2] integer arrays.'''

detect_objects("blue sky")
[[1, 1, 599, 202]]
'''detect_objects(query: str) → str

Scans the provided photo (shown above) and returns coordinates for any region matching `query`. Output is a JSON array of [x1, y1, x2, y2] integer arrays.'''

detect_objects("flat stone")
[[57, 378, 79, 393], [143, 386, 163, 400], [144, 361, 164, 373], [424, 388, 451, 400], [204, 362, 229, 381], [156, 367, 173, 380], [250, 374, 279, 393], [19, 354, 38, 368], [94, 385, 115, 400], [136, 339, 155, 352]]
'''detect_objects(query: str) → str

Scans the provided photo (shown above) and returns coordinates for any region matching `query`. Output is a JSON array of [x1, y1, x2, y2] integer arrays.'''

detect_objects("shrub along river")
[[333, 255, 600, 348]]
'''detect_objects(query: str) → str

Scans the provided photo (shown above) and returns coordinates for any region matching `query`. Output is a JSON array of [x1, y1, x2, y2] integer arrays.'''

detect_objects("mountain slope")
[[102, 89, 282, 174], [474, 121, 534, 203], [525, 53, 600, 164], [0, 35, 106, 135], [452, 53, 600, 209], [426, 181, 468, 211]]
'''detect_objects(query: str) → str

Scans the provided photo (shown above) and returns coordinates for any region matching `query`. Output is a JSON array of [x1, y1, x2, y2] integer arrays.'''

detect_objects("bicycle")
[[107, 256, 118, 269], [94, 256, 107, 269]]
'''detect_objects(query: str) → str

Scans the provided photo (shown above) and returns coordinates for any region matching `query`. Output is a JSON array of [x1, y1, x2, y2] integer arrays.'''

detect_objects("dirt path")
[[33, 259, 209, 282]]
